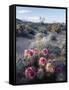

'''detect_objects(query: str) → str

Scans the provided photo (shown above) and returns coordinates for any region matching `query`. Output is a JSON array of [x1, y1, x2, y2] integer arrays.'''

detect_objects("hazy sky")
[[16, 6, 66, 23]]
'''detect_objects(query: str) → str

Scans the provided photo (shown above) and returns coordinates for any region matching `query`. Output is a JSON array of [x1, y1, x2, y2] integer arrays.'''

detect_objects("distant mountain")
[[16, 18, 34, 24], [16, 18, 24, 24]]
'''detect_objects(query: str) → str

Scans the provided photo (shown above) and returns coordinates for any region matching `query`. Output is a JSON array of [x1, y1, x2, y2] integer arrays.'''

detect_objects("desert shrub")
[[51, 23, 61, 33], [16, 24, 20, 30], [23, 24, 36, 36], [30, 37, 61, 56], [30, 33, 58, 50], [60, 24, 66, 31], [57, 37, 66, 49], [16, 24, 25, 31], [16, 23, 35, 38], [28, 28, 36, 35], [30, 40, 43, 49], [38, 26, 47, 34], [16, 24, 26, 35], [51, 35, 57, 41], [35, 33, 45, 40], [61, 44, 66, 56], [29, 33, 47, 49], [21, 30, 29, 37], [46, 44, 61, 56], [46, 24, 51, 31]]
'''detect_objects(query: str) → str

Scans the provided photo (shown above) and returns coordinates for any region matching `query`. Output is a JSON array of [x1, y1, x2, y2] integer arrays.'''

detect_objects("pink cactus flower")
[[24, 49, 34, 57], [33, 48, 40, 54], [39, 57, 47, 67], [42, 48, 48, 55], [28, 49, 34, 56], [25, 67, 36, 79]]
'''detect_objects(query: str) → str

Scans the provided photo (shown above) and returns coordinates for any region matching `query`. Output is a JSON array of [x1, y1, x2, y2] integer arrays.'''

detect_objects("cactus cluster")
[[16, 48, 66, 83]]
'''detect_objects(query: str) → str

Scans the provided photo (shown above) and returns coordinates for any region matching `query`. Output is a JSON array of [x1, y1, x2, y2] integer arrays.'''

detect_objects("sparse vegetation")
[[16, 18, 66, 83]]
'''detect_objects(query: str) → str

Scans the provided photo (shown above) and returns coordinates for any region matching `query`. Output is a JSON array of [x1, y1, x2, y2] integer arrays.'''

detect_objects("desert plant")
[[51, 23, 61, 33]]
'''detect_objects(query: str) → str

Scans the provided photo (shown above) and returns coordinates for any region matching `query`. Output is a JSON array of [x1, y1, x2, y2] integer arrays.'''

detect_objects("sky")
[[16, 6, 66, 23]]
